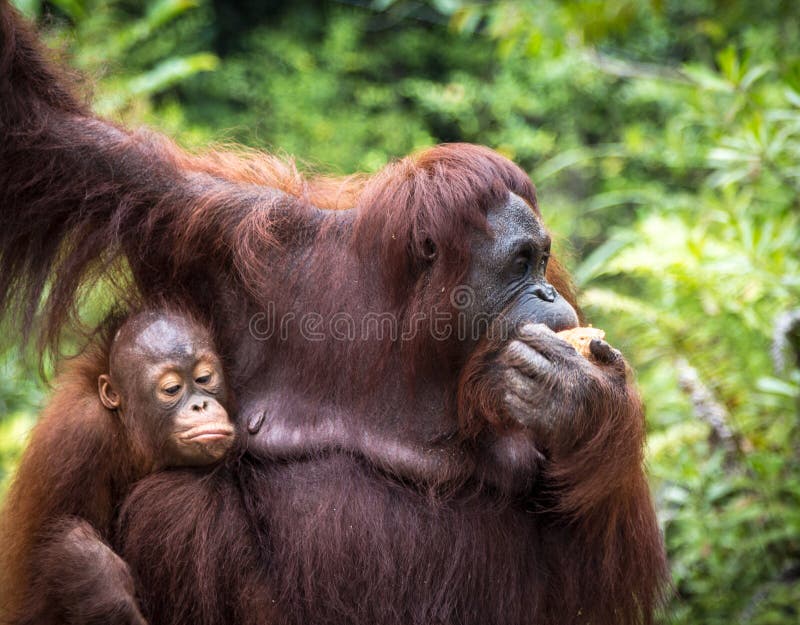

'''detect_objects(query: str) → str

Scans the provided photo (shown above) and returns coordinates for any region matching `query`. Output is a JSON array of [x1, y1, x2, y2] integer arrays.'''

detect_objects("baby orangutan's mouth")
[[180, 424, 235, 444]]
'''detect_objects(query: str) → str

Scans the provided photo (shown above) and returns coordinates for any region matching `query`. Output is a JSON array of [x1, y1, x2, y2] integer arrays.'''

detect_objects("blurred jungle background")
[[1, 0, 799, 622]]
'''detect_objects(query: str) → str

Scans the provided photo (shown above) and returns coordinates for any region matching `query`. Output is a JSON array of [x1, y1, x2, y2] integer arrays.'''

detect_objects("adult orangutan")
[[0, 3, 668, 625]]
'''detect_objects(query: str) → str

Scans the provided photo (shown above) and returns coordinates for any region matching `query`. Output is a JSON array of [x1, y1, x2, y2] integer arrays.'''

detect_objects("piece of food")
[[556, 326, 606, 358]]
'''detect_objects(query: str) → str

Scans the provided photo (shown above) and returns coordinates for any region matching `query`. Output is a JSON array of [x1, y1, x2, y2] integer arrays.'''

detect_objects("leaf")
[[146, 0, 199, 31], [708, 147, 755, 163], [707, 167, 753, 188], [573, 233, 636, 286], [533, 144, 624, 180], [785, 88, 800, 108], [682, 63, 733, 92], [431, 0, 461, 15], [48, 0, 85, 20], [580, 288, 664, 325], [715, 45, 739, 82], [450, 7, 482, 34], [10, 0, 41, 18], [739, 64, 772, 90], [125, 53, 219, 97], [583, 190, 652, 213], [756, 376, 799, 398]]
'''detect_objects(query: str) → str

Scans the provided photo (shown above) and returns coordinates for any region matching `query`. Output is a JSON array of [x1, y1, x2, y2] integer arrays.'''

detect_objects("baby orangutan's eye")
[[163, 384, 181, 396], [195, 374, 212, 385]]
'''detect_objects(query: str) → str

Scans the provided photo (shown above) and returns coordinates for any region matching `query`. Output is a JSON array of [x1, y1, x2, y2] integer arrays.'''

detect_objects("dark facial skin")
[[464, 193, 624, 462], [464, 192, 579, 338], [98, 312, 234, 468]]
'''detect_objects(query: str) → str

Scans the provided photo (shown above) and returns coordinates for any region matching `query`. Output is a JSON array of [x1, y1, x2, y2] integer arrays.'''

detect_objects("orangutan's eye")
[[539, 253, 549, 274], [163, 384, 181, 396], [512, 250, 532, 276]]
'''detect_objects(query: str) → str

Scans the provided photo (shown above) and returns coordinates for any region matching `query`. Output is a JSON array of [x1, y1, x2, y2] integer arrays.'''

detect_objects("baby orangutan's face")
[[98, 312, 235, 467]]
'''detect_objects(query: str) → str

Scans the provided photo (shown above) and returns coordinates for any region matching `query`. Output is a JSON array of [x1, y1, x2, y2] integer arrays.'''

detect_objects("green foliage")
[[2, 0, 799, 622], [21, 0, 219, 117], [0, 349, 40, 496]]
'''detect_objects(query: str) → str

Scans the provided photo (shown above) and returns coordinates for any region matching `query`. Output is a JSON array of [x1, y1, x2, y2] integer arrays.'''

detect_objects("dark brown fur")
[[0, 3, 668, 625]]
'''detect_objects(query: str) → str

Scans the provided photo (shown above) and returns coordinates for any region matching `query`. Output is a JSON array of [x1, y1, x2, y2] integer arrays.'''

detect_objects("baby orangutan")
[[0, 310, 235, 625], [98, 310, 235, 469]]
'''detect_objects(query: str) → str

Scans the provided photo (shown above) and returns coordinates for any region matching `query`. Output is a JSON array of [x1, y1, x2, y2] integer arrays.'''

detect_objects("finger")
[[517, 322, 556, 341], [504, 390, 532, 425], [517, 323, 581, 364], [588, 338, 617, 363], [503, 367, 543, 404], [502, 339, 555, 377], [503, 382, 553, 431], [588, 339, 627, 375]]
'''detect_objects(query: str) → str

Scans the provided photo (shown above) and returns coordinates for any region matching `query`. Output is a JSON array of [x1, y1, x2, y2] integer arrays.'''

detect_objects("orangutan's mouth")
[[181, 426, 235, 443]]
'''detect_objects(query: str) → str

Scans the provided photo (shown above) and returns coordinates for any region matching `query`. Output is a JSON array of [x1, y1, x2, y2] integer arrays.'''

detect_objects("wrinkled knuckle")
[[502, 391, 525, 416], [499, 340, 518, 362], [502, 340, 537, 370], [504, 371, 531, 398], [505, 339, 527, 358], [516, 322, 552, 343]]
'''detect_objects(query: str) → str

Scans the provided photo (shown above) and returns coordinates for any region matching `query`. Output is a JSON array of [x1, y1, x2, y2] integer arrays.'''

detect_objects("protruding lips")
[[511, 291, 579, 334], [179, 424, 235, 444]]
